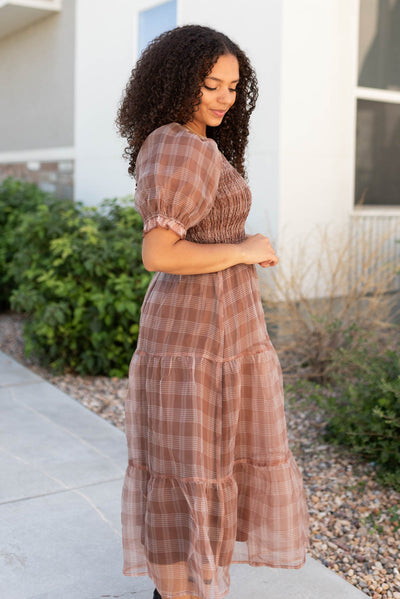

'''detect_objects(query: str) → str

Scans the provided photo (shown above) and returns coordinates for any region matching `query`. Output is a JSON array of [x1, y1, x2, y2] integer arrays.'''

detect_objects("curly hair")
[[115, 24, 258, 179]]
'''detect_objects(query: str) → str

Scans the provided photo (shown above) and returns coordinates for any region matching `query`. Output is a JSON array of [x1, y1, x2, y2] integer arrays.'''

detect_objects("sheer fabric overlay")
[[121, 123, 310, 599]]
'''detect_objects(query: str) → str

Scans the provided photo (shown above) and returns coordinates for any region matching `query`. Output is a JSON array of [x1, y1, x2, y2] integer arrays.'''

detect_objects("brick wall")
[[0, 160, 74, 200]]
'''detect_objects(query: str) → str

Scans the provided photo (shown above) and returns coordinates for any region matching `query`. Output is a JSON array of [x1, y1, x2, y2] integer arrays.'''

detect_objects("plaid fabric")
[[121, 123, 310, 599]]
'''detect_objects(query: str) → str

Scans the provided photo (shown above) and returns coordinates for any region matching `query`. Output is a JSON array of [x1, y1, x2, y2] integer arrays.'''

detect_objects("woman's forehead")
[[206, 54, 240, 81]]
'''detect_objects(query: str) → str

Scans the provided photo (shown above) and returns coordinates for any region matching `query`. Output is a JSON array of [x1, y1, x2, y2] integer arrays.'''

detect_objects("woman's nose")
[[217, 88, 231, 104]]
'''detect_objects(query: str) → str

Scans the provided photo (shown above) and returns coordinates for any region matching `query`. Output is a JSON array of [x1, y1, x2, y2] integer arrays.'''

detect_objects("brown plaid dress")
[[121, 123, 310, 599]]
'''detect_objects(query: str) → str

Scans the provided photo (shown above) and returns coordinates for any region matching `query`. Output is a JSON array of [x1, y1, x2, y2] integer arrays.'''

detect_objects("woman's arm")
[[142, 226, 278, 275]]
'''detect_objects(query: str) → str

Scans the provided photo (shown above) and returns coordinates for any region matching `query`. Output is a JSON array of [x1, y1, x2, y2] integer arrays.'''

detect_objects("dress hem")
[[122, 548, 309, 578]]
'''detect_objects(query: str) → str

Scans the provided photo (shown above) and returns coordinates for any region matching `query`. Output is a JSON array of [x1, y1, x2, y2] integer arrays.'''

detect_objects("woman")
[[116, 24, 309, 599]]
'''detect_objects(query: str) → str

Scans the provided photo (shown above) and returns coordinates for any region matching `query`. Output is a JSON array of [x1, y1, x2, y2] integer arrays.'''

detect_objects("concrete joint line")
[[0, 443, 123, 538], [9, 388, 126, 475], [0, 380, 43, 388], [0, 476, 124, 507]]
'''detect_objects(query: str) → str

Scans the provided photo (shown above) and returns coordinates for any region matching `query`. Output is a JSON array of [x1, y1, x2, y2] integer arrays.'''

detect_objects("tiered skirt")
[[121, 264, 310, 599]]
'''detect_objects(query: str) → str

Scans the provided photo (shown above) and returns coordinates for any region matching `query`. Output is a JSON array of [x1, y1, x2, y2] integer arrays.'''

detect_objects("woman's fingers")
[[240, 233, 278, 266], [258, 256, 279, 268]]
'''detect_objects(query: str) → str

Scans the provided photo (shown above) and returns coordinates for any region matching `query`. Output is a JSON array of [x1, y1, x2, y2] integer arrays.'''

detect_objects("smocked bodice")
[[134, 122, 252, 245], [185, 153, 251, 244]]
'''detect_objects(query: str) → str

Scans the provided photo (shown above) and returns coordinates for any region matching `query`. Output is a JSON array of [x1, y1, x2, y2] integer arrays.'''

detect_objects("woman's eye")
[[203, 85, 237, 93]]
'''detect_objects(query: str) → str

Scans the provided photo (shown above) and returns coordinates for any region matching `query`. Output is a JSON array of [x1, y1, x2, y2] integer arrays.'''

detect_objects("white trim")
[[0, 146, 74, 164], [354, 0, 360, 88], [350, 0, 361, 218], [0, 0, 61, 10], [351, 207, 400, 217], [0, 0, 61, 11], [356, 86, 400, 104]]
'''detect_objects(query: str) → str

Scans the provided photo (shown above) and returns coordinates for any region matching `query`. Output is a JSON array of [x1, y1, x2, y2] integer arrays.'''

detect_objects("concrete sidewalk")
[[0, 350, 369, 599]]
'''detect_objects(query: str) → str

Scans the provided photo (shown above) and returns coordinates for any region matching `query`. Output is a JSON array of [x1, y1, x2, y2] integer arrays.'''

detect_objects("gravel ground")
[[1, 311, 399, 599]]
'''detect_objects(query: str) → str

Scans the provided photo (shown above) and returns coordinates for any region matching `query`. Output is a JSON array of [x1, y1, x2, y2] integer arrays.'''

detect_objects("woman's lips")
[[211, 110, 226, 118]]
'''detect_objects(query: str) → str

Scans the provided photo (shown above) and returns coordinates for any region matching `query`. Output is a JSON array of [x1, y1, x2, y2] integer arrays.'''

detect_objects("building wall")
[[0, 158, 74, 200], [0, 0, 75, 151], [0, 0, 76, 198], [73, 0, 136, 205], [278, 0, 358, 249]]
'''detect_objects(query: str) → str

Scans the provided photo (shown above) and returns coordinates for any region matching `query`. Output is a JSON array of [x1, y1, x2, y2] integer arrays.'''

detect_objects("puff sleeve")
[[134, 124, 223, 239]]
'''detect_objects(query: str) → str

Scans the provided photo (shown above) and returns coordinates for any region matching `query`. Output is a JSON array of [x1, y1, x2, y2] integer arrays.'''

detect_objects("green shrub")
[[311, 340, 400, 490], [0, 177, 53, 309], [1, 176, 152, 377]]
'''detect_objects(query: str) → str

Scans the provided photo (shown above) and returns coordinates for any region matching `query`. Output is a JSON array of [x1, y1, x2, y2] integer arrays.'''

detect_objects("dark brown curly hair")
[[115, 24, 258, 179]]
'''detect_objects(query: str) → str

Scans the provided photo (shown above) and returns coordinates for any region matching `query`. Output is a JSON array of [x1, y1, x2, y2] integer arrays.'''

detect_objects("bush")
[[261, 223, 400, 384], [1, 177, 152, 377], [0, 177, 53, 309], [308, 340, 400, 490]]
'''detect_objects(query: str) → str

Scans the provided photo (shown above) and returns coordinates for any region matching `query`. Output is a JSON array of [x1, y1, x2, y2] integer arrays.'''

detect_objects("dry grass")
[[260, 221, 400, 384]]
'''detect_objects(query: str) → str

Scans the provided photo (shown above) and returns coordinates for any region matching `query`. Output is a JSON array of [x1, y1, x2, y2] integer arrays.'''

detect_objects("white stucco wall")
[[277, 0, 359, 255], [74, 0, 136, 205]]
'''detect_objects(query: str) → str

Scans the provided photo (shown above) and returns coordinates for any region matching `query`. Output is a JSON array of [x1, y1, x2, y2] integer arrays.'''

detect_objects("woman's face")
[[187, 53, 240, 136]]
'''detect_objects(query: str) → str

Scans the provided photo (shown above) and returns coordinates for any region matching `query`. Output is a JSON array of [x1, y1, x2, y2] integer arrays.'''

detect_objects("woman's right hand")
[[240, 234, 279, 268]]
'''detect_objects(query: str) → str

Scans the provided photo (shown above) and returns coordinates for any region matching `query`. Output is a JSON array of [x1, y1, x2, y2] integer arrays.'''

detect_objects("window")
[[355, 0, 400, 206], [358, 0, 400, 91], [138, 1, 177, 57], [356, 99, 400, 206]]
